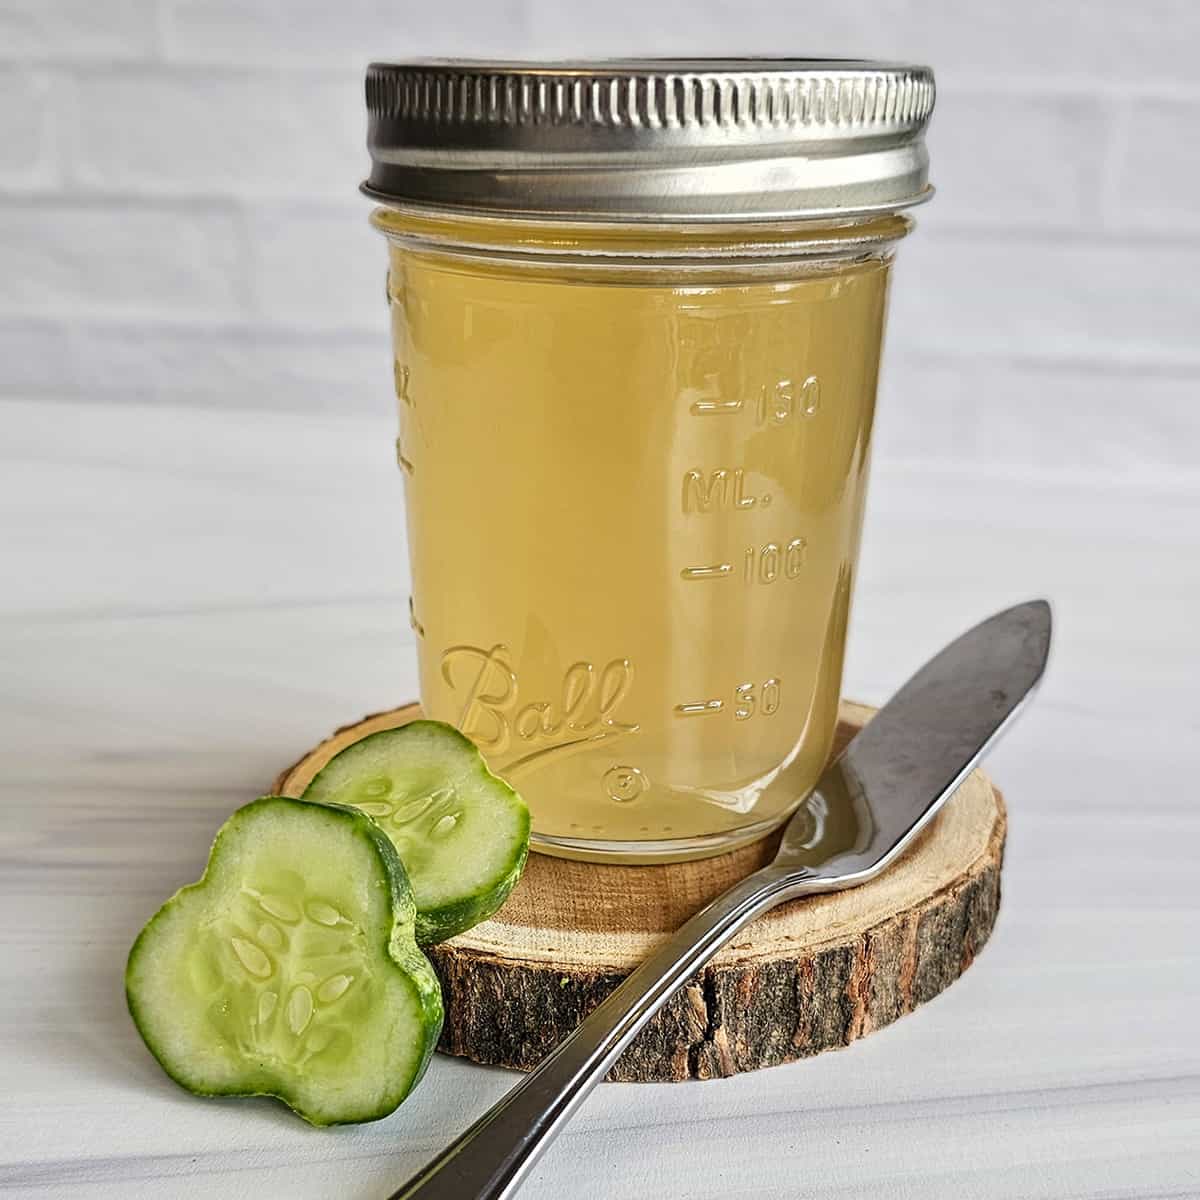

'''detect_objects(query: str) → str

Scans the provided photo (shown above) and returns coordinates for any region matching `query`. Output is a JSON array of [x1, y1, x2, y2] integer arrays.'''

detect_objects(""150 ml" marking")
[[757, 376, 819, 425], [689, 376, 820, 424]]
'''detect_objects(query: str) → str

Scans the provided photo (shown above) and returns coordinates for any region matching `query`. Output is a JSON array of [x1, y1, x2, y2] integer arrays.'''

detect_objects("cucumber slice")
[[303, 720, 530, 944], [125, 795, 443, 1127]]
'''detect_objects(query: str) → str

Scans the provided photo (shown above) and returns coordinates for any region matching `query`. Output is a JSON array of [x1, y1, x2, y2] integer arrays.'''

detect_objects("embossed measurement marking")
[[686, 378, 821, 423], [680, 541, 806, 585], [689, 397, 744, 416], [395, 437, 414, 474], [682, 468, 757, 513], [735, 678, 781, 719], [744, 538, 807, 583], [758, 376, 819, 424], [680, 563, 732, 581], [394, 362, 413, 407], [675, 681, 781, 719]]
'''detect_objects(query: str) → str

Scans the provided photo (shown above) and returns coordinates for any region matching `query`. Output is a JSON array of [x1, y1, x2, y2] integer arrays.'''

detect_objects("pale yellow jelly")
[[377, 210, 906, 862]]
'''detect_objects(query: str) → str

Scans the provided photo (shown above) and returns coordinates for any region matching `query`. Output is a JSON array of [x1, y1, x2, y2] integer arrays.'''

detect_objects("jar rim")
[[370, 206, 914, 280]]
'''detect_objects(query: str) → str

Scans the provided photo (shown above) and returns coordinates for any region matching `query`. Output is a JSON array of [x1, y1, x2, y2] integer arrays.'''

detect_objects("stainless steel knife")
[[389, 600, 1052, 1200]]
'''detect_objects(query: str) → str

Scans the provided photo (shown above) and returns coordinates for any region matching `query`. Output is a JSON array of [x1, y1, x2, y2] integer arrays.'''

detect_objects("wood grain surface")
[[278, 701, 1005, 1081]]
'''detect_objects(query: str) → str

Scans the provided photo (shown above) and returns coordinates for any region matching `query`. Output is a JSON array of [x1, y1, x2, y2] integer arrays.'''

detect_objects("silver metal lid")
[[363, 59, 935, 223]]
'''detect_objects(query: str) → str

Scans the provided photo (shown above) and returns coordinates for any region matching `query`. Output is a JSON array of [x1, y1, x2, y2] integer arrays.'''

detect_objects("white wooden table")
[[3, 398, 1197, 1199]]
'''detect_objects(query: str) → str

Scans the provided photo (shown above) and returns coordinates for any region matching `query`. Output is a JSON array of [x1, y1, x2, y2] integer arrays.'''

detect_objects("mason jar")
[[363, 60, 935, 863]]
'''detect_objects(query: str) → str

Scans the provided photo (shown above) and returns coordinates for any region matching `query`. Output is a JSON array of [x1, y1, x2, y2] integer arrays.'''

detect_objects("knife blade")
[[390, 599, 1052, 1200]]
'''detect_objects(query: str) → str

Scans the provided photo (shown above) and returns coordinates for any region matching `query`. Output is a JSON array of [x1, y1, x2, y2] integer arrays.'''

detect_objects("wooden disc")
[[275, 701, 1005, 1083]]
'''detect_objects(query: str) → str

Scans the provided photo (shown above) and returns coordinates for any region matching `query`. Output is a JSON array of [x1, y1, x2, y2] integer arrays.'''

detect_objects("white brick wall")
[[0, 199, 247, 320], [0, 69, 57, 188], [68, 67, 363, 197], [1, 0, 1198, 484], [0, 1, 158, 62]]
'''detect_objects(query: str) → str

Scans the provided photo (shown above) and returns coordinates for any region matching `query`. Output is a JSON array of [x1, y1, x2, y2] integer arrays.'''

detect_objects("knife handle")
[[387, 866, 799, 1200]]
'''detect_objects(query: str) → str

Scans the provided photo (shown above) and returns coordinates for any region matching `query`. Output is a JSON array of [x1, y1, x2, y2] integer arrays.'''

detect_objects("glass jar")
[[363, 60, 935, 863]]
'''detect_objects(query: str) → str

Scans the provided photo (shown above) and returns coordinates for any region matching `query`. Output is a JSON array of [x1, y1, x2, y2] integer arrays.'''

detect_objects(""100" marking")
[[680, 538, 808, 585], [745, 538, 807, 583]]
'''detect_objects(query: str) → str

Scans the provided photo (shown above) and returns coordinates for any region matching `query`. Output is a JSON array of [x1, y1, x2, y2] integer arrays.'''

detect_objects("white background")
[[2, 3, 1198, 1198], [1, 0, 1198, 480]]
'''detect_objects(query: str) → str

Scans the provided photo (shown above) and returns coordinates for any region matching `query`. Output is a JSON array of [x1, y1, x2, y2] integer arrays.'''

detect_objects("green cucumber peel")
[[303, 720, 530, 944], [125, 795, 443, 1127]]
